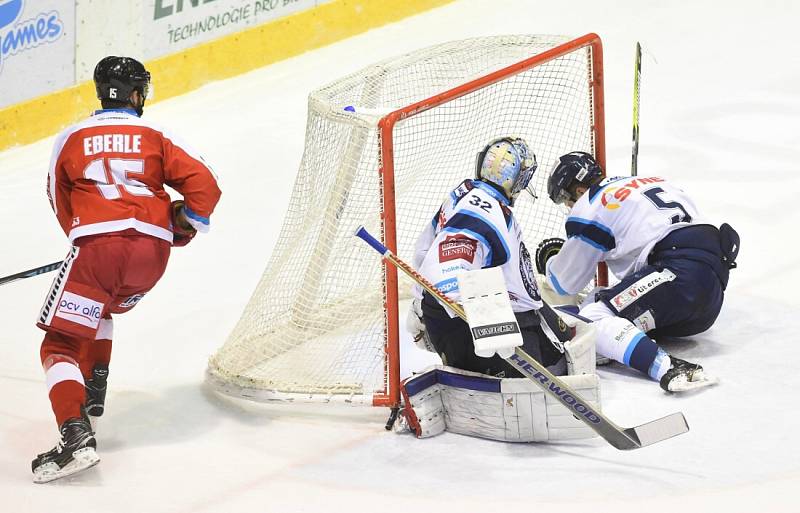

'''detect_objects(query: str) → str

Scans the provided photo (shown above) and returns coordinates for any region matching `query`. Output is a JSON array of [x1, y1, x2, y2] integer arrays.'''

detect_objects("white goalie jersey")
[[412, 179, 542, 313]]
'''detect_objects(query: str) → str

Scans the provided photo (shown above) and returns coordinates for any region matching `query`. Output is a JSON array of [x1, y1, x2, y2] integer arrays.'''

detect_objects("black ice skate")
[[32, 414, 99, 483], [659, 356, 718, 393], [85, 364, 109, 417]]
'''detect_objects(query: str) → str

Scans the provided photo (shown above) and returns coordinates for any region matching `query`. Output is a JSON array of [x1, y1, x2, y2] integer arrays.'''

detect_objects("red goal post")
[[377, 33, 606, 407], [207, 33, 607, 411]]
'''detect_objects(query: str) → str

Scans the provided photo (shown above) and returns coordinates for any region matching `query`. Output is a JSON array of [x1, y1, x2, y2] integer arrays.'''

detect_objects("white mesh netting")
[[208, 34, 601, 404]]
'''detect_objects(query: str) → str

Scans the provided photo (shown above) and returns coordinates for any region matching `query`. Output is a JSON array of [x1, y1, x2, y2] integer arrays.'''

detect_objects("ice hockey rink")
[[2, 0, 799, 511]]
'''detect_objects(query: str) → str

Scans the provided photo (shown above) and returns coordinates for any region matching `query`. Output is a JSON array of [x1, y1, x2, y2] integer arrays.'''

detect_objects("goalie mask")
[[547, 151, 604, 205], [475, 137, 537, 205]]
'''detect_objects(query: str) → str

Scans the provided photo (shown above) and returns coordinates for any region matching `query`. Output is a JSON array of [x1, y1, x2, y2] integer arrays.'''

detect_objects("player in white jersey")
[[539, 152, 739, 392], [407, 137, 566, 377]]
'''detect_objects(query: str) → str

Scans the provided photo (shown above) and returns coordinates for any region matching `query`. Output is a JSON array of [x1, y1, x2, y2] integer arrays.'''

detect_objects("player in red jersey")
[[31, 56, 222, 483]]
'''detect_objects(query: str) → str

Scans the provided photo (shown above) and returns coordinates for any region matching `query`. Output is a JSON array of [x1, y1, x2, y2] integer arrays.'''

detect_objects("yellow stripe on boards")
[[0, 0, 453, 152]]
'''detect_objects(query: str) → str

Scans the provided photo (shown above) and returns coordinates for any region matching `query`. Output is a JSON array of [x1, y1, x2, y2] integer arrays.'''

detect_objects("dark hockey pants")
[[420, 292, 565, 378]]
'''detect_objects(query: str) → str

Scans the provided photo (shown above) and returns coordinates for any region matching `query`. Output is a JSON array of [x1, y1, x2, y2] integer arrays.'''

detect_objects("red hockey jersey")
[[47, 109, 221, 243]]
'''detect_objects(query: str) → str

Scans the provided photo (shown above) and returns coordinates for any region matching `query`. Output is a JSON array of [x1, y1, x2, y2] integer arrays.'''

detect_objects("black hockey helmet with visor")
[[94, 56, 151, 108], [547, 151, 604, 205]]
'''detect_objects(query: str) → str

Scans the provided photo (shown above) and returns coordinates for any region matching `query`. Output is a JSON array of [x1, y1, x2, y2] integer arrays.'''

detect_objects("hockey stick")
[[631, 41, 642, 177], [355, 226, 689, 450], [0, 261, 62, 287]]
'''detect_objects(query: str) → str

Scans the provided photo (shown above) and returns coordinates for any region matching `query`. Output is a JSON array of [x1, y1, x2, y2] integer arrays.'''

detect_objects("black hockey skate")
[[32, 413, 99, 483], [659, 356, 718, 393], [85, 364, 109, 417]]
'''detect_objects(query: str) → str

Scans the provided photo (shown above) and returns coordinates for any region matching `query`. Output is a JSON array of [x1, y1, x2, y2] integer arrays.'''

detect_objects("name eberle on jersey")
[[83, 134, 142, 156]]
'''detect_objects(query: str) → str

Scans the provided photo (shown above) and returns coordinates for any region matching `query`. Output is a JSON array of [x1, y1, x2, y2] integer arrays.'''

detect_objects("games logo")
[[0, 0, 23, 26], [0, 1, 64, 74]]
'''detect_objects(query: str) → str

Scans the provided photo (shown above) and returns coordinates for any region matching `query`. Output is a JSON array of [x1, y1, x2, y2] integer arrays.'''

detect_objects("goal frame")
[[374, 33, 606, 408]]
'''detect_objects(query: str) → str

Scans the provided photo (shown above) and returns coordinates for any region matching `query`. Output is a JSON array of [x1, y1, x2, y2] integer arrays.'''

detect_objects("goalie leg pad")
[[548, 305, 597, 375], [399, 366, 600, 442], [398, 370, 447, 438], [563, 321, 597, 376]]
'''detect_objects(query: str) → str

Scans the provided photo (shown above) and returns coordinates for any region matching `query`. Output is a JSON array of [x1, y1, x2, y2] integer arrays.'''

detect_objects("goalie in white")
[[402, 137, 600, 442], [539, 152, 739, 392]]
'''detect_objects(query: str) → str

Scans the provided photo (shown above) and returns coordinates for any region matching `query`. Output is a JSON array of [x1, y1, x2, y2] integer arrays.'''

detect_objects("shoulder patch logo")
[[439, 234, 477, 263], [518, 242, 541, 301]]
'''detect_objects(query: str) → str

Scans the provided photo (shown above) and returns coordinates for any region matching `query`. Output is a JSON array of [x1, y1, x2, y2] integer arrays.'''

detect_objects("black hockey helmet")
[[93, 56, 151, 103], [547, 151, 604, 205]]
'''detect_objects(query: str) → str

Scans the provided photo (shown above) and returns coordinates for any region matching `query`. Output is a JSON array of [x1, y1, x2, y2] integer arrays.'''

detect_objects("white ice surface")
[[2, 1, 799, 511]]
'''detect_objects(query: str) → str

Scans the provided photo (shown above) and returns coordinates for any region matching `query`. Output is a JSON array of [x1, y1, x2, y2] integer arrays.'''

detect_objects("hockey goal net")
[[207, 33, 606, 408]]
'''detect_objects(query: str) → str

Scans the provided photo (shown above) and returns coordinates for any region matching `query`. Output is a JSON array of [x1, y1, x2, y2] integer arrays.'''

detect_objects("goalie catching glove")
[[535, 237, 564, 275], [170, 200, 196, 247]]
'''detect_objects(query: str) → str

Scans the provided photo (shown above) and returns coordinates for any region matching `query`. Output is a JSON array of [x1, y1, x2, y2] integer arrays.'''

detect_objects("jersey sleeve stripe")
[[445, 211, 509, 267], [548, 272, 570, 296], [184, 205, 210, 232], [566, 217, 616, 252]]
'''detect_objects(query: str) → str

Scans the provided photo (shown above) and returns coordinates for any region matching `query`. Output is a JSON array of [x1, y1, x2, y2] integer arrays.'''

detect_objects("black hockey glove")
[[535, 237, 564, 275]]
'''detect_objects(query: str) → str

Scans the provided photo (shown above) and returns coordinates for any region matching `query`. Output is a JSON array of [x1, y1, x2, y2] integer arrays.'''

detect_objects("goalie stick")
[[354, 225, 689, 450], [0, 261, 62, 287]]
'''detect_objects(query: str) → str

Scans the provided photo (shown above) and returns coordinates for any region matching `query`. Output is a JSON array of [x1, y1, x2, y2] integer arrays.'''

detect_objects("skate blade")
[[33, 447, 100, 484], [667, 373, 719, 393]]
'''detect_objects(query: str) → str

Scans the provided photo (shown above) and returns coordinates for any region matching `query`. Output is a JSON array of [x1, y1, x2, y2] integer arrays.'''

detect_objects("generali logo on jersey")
[[0, 0, 64, 74], [439, 234, 477, 263]]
